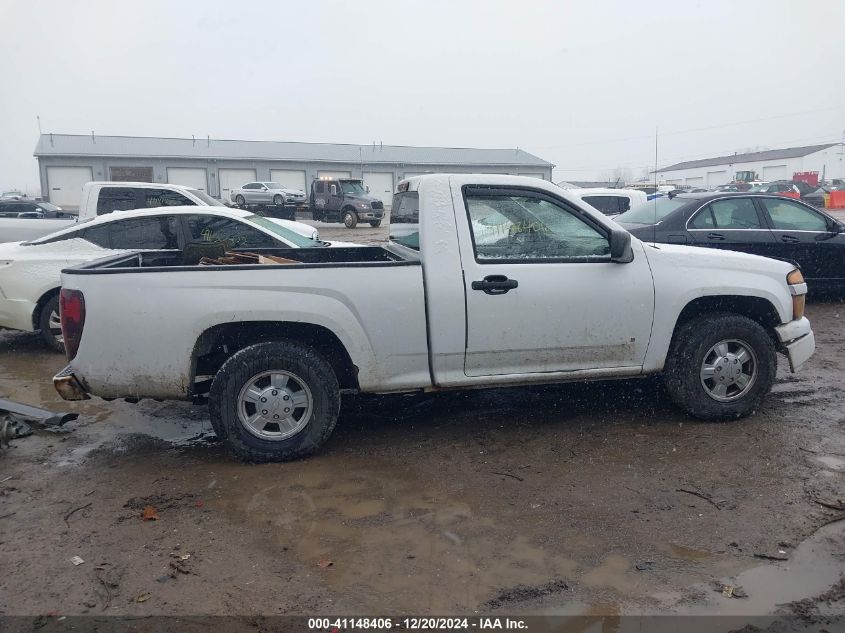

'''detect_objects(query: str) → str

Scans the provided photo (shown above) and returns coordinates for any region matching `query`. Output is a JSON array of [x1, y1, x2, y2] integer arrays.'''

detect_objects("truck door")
[[327, 181, 342, 214], [457, 185, 655, 376]]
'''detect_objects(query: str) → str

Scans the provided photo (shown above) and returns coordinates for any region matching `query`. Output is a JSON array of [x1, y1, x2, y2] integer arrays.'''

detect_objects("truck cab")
[[309, 178, 385, 228]]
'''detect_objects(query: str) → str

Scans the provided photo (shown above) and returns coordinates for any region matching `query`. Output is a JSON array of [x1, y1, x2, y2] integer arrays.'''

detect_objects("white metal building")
[[34, 134, 554, 210], [654, 143, 844, 189]]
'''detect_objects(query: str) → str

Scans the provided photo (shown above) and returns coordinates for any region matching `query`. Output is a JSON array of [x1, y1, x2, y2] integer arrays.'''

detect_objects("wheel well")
[[674, 295, 781, 333], [32, 287, 60, 330], [342, 206, 356, 214], [191, 321, 359, 396]]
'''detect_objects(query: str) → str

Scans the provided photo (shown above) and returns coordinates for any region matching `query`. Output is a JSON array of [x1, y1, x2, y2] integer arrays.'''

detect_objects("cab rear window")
[[389, 191, 419, 251]]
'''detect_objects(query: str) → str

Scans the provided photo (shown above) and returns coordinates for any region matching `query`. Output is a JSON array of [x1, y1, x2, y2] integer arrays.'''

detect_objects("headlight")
[[787, 268, 806, 320], [359, 203, 368, 208], [311, 230, 320, 240]]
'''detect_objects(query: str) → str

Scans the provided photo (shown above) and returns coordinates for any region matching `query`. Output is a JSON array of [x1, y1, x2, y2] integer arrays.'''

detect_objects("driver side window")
[[465, 191, 610, 262]]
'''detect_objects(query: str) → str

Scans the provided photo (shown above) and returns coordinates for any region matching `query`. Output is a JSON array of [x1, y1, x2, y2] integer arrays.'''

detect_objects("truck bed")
[[67, 246, 413, 272], [60, 244, 430, 400]]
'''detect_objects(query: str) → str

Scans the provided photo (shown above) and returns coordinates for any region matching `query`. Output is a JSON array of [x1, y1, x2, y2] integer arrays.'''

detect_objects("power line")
[[551, 132, 843, 176], [536, 103, 845, 151]]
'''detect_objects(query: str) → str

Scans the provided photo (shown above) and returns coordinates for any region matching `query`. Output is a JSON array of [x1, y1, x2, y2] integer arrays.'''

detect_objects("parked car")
[[54, 175, 813, 462], [615, 193, 845, 293], [0, 200, 70, 218], [748, 180, 818, 196], [1, 191, 25, 200], [309, 178, 385, 228], [230, 182, 308, 211], [567, 188, 648, 216], [0, 206, 333, 351], [713, 184, 740, 192]]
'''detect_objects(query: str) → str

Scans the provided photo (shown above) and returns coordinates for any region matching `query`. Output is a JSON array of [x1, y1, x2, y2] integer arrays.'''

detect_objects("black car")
[[0, 200, 71, 219], [615, 193, 845, 293]]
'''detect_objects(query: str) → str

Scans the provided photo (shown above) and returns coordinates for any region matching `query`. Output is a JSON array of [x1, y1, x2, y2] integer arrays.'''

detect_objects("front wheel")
[[343, 209, 358, 228], [273, 194, 283, 206], [663, 313, 776, 420], [235, 195, 246, 207], [209, 341, 340, 462], [369, 220, 382, 228], [38, 294, 65, 353]]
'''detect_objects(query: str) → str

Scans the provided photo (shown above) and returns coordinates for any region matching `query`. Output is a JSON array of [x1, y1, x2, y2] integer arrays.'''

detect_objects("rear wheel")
[[663, 313, 776, 420], [369, 220, 382, 228], [273, 194, 283, 206], [38, 294, 64, 353], [343, 209, 358, 228], [209, 341, 340, 462], [235, 195, 246, 207]]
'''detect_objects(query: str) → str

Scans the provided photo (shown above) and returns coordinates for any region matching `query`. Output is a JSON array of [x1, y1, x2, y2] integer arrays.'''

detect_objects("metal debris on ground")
[[0, 398, 79, 428], [70, 556, 85, 566], [136, 592, 152, 603]]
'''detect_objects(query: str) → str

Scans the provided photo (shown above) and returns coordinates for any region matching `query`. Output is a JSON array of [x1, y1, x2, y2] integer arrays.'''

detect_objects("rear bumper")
[[774, 317, 815, 372], [53, 365, 90, 401], [0, 296, 37, 332]]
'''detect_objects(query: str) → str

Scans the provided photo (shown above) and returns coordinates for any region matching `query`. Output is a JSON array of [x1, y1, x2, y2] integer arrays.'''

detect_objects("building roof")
[[34, 134, 553, 167], [655, 143, 838, 173]]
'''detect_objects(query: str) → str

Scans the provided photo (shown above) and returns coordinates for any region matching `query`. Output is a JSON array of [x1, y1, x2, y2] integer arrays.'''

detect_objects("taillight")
[[59, 288, 85, 360]]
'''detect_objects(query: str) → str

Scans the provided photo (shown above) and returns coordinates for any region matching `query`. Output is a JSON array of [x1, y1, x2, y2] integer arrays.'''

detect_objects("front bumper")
[[53, 365, 90, 401], [774, 316, 815, 372], [356, 210, 384, 220]]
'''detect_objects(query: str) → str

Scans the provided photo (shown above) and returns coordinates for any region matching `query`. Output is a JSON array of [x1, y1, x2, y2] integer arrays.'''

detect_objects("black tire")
[[273, 194, 283, 206], [369, 220, 382, 228], [342, 208, 358, 228], [235, 195, 246, 207], [663, 312, 776, 421], [38, 294, 65, 353], [208, 341, 340, 462]]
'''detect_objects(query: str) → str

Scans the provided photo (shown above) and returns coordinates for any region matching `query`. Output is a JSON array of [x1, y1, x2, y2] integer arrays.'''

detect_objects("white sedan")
[[0, 206, 332, 351]]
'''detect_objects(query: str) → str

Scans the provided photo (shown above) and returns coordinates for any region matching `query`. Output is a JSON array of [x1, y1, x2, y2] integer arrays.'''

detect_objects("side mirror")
[[610, 229, 634, 263], [366, 185, 370, 193], [330, 185, 338, 196], [260, 186, 268, 191]]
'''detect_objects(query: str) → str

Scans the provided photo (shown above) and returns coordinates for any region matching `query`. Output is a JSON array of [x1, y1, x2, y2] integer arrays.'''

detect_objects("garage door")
[[270, 169, 306, 193], [762, 165, 788, 181], [317, 171, 352, 179], [46, 166, 93, 210], [363, 172, 394, 208], [685, 177, 705, 186], [167, 168, 208, 192], [706, 171, 728, 188], [218, 168, 257, 202]]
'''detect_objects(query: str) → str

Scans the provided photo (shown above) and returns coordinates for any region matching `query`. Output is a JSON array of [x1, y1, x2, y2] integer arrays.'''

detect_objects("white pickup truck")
[[54, 175, 815, 462]]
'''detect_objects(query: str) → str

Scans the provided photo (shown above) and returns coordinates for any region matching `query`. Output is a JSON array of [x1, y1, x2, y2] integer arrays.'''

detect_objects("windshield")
[[244, 215, 323, 247], [188, 189, 225, 206], [265, 182, 285, 190], [340, 181, 366, 195], [614, 197, 688, 224]]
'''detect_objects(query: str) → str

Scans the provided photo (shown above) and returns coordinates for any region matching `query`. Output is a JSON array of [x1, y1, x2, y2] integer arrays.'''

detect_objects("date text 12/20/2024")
[[308, 618, 528, 630]]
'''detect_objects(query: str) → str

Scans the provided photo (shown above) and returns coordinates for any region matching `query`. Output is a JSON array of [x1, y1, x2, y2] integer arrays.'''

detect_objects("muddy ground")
[[0, 223, 843, 623]]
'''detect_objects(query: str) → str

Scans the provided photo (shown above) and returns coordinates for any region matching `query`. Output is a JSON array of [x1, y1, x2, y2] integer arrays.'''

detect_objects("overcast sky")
[[1, 0, 843, 193]]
